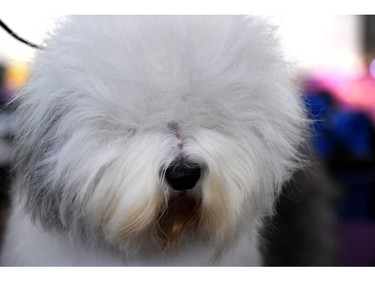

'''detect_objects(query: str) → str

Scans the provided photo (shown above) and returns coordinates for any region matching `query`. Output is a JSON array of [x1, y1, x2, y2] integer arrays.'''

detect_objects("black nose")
[[165, 162, 201, 191]]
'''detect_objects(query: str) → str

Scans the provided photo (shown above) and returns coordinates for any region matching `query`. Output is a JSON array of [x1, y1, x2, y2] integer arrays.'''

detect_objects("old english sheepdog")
[[0, 16, 308, 265]]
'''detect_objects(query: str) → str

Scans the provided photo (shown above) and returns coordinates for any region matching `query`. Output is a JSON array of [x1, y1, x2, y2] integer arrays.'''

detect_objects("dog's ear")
[[4, 98, 20, 113], [260, 145, 339, 265]]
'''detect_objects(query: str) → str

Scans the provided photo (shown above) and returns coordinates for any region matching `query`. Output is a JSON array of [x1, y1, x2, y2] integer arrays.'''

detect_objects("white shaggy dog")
[[0, 16, 307, 266]]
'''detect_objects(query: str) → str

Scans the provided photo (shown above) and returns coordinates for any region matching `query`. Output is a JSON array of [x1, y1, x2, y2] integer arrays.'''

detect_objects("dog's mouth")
[[156, 191, 202, 248]]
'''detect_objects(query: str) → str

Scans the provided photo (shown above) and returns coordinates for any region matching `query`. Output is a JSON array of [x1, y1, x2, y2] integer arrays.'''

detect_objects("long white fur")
[[0, 16, 307, 265]]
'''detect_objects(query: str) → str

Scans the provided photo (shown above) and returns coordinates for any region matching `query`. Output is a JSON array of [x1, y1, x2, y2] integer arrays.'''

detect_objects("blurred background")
[[0, 15, 374, 266]]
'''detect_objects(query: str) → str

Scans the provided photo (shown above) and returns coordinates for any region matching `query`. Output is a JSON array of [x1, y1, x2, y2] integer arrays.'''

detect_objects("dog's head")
[[13, 16, 307, 255]]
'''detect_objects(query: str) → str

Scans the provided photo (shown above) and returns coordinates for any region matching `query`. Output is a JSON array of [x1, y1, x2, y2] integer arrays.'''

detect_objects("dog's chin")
[[103, 185, 231, 255], [156, 190, 203, 248], [109, 190, 208, 253]]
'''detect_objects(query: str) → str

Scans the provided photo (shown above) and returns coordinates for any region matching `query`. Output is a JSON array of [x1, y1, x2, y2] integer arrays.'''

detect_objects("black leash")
[[0, 18, 42, 49]]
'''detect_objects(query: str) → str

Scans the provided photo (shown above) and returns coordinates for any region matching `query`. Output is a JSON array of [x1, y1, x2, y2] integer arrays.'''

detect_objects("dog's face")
[[14, 16, 306, 255]]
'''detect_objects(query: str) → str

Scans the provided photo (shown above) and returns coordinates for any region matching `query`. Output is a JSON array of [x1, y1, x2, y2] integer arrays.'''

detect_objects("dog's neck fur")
[[1, 204, 262, 266]]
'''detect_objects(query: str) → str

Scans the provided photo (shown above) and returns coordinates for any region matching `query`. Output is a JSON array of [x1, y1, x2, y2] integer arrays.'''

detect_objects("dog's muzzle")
[[158, 160, 203, 246], [165, 162, 201, 191]]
